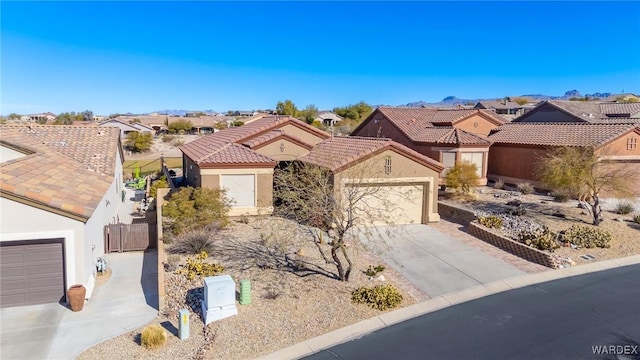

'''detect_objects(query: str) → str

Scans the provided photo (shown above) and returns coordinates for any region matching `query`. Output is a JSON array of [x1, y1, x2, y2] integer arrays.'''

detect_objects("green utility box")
[[239, 279, 251, 305]]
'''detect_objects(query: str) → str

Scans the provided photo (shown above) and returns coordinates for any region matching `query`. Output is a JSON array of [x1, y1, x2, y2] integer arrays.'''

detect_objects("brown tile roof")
[[180, 116, 329, 165], [599, 103, 640, 116], [0, 124, 121, 220], [361, 107, 501, 145], [299, 136, 444, 173], [488, 123, 639, 147], [0, 124, 121, 176], [241, 130, 312, 150]]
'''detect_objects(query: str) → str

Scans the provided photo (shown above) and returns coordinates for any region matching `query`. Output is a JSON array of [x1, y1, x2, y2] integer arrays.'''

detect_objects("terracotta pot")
[[67, 284, 86, 312]]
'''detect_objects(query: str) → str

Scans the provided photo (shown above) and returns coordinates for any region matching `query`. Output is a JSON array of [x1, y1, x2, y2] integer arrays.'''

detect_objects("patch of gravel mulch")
[[78, 217, 424, 360], [444, 188, 640, 267]]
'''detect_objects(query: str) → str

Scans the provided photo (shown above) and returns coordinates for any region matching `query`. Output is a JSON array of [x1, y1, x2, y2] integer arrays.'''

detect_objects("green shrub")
[[444, 162, 480, 193], [149, 176, 169, 198], [517, 182, 535, 195], [633, 214, 640, 224], [517, 226, 560, 250], [493, 179, 505, 190], [163, 186, 232, 235], [364, 265, 386, 277], [351, 285, 403, 311], [478, 215, 503, 229], [140, 324, 167, 350], [615, 201, 635, 215], [505, 205, 526, 216], [562, 225, 611, 249], [169, 229, 215, 255], [176, 251, 224, 280]]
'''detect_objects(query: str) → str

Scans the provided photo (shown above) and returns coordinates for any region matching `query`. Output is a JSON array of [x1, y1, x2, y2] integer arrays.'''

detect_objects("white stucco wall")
[[0, 145, 27, 162], [0, 197, 84, 295]]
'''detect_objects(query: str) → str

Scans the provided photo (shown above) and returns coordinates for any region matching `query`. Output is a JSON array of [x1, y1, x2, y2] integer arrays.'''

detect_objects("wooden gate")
[[104, 223, 152, 253]]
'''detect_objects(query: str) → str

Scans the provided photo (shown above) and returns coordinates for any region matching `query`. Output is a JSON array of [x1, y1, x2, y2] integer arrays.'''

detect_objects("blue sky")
[[2, 1, 639, 115]]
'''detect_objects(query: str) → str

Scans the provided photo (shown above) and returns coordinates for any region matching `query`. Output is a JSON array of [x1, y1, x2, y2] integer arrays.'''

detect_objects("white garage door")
[[221, 174, 255, 207], [348, 184, 424, 226]]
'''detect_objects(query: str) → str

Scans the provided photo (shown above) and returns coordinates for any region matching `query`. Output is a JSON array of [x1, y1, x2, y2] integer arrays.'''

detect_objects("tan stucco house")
[[351, 107, 505, 185], [0, 125, 124, 308], [299, 136, 444, 224]]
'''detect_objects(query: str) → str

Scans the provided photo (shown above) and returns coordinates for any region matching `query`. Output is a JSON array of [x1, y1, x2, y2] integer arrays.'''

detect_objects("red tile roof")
[[488, 123, 639, 147], [299, 136, 444, 173], [0, 124, 121, 220], [180, 116, 329, 166]]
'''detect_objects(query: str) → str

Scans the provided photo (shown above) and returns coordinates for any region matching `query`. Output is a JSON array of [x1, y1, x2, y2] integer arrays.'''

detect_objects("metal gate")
[[104, 223, 153, 253]]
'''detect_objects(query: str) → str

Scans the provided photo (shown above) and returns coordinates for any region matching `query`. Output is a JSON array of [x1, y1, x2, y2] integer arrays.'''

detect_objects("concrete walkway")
[[0, 251, 158, 360], [355, 225, 525, 297], [258, 255, 640, 360]]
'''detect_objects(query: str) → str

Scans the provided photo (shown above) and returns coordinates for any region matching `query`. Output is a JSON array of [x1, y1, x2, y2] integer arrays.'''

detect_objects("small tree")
[[125, 132, 153, 152], [168, 119, 193, 134], [538, 146, 637, 225], [162, 186, 232, 235], [274, 161, 409, 281], [444, 161, 480, 193]]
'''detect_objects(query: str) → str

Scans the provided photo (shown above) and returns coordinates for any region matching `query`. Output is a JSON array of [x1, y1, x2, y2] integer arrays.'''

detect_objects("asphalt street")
[[304, 264, 640, 360]]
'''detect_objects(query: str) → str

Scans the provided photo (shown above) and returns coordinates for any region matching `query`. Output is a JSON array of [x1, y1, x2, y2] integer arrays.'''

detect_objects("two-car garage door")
[[0, 240, 65, 308], [347, 184, 425, 226]]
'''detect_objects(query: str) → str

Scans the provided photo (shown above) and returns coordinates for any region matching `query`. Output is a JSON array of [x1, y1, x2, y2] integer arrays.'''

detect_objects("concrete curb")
[[255, 255, 640, 360]]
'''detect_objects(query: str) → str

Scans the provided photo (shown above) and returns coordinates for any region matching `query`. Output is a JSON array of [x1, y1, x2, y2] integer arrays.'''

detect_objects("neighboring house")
[[233, 110, 258, 117], [0, 125, 124, 308], [511, 100, 640, 124], [351, 107, 505, 184], [115, 115, 168, 133], [99, 119, 154, 138], [179, 116, 330, 216], [299, 136, 444, 224], [474, 100, 536, 120], [315, 111, 343, 126], [487, 123, 640, 196]]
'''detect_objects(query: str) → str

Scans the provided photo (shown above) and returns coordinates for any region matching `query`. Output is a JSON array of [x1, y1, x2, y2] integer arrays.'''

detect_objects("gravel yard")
[[444, 188, 640, 267], [78, 217, 424, 360]]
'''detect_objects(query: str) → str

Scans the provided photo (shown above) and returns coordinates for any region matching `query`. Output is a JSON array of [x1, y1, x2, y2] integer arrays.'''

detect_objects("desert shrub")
[[176, 251, 224, 280], [161, 135, 174, 143], [351, 285, 403, 311], [163, 186, 232, 235], [493, 179, 505, 190], [517, 182, 535, 195], [615, 201, 635, 215], [364, 264, 386, 277], [140, 325, 167, 350], [169, 228, 215, 255], [172, 138, 185, 146], [444, 162, 480, 194], [633, 214, 640, 224], [562, 225, 611, 249], [517, 226, 560, 250], [164, 254, 181, 272], [149, 176, 169, 198], [477, 215, 503, 229], [237, 214, 249, 224], [552, 191, 571, 203], [505, 205, 526, 216]]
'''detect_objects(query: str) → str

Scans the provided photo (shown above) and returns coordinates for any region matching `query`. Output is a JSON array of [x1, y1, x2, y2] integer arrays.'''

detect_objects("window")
[[460, 152, 483, 177], [384, 156, 392, 175], [441, 152, 456, 174], [473, 122, 479, 128], [628, 137, 637, 150]]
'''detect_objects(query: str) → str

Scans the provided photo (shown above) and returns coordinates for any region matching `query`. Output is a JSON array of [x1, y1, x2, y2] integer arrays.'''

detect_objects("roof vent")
[[410, 118, 416, 124], [58, 141, 66, 146]]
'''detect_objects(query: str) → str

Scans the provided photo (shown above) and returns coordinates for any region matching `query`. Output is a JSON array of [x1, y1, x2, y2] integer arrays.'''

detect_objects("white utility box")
[[202, 275, 238, 325]]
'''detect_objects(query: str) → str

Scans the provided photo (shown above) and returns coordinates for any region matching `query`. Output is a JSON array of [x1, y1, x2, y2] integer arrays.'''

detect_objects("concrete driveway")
[[354, 224, 526, 297], [0, 251, 158, 360]]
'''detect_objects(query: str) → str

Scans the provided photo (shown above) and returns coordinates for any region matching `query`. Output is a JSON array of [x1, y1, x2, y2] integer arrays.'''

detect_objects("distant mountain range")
[[404, 90, 621, 107], [151, 110, 218, 116]]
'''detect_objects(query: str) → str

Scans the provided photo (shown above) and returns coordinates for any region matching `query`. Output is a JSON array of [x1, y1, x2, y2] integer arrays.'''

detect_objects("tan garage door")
[[348, 184, 424, 226], [0, 240, 65, 308]]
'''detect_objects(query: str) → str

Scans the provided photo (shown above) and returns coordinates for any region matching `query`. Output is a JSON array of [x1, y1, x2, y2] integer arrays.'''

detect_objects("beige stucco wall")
[[277, 124, 326, 146], [333, 149, 441, 222], [254, 139, 311, 160], [183, 155, 202, 187], [455, 114, 500, 137], [600, 131, 640, 156]]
